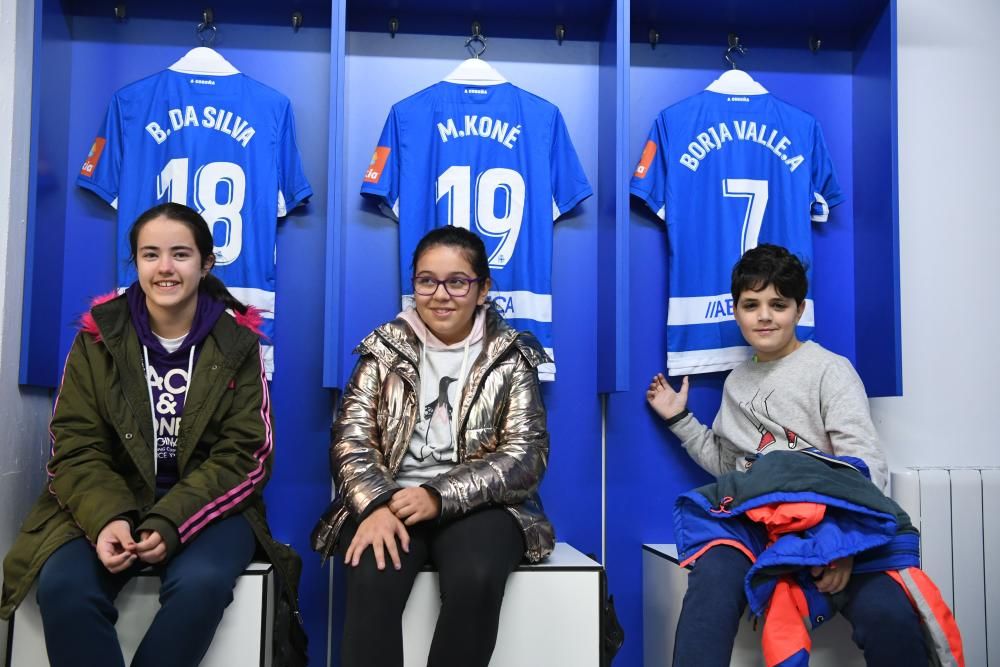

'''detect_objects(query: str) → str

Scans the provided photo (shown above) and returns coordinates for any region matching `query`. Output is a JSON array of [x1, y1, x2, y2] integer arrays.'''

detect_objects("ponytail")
[[202, 274, 248, 314]]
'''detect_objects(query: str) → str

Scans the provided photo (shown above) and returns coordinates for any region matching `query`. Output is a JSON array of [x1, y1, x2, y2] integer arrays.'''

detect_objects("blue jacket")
[[674, 450, 963, 666]]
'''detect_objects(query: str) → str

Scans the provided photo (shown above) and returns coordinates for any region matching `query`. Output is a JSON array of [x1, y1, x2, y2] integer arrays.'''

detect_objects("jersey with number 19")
[[631, 91, 843, 376], [361, 82, 592, 381], [77, 68, 313, 377]]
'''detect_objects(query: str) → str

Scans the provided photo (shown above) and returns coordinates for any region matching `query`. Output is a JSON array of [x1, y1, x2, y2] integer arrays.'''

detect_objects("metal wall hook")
[[291, 11, 303, 31], [465, 23, 487, 59], [196, 23, 217, 46], [113, 4, 126, 21], [649, 28, 660, 50], [389, 16, 399, 38], [724, 34, 747, 70], [723, 44, 746, 69], [195, 7, 216, 46], [196, 24, 216, 45], [555, 24, 565, 46]]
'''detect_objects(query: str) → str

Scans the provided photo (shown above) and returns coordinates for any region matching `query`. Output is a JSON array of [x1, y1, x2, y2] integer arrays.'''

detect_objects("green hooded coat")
[[0, 294, 302, 639]]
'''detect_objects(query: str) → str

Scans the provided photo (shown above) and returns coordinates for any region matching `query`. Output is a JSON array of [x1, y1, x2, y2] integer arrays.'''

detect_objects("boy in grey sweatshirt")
[[647, 244, 921, 667]]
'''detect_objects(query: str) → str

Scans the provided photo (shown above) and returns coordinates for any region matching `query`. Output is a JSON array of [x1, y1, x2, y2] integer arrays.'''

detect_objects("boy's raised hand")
[[646, 373, 689, 422]]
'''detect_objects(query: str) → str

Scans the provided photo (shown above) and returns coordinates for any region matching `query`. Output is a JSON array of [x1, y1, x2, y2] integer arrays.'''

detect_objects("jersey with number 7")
[[630, 91, 843, 377], [77, 68, 313, 378], [360, 82, 592, 381]]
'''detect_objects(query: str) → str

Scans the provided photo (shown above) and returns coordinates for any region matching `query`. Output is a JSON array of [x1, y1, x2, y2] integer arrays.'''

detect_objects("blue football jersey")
[[630, 91, 843, 376], [77, 67, 313, 377], [361, 82, 592, 381]]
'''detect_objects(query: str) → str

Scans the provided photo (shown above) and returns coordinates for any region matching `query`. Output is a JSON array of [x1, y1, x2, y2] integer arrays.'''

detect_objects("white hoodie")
[[396, 306, 487, 487]]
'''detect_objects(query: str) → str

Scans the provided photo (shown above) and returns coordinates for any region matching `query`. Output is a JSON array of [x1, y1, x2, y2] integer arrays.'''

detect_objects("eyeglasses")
[[412, 275, 482, 297]]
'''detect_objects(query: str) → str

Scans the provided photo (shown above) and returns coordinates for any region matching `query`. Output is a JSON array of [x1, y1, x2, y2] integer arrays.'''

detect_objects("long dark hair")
[[128, 202, 248, 314]]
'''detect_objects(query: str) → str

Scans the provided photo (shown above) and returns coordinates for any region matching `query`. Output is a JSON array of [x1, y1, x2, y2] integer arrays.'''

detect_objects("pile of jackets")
[[674, 449, 964, 667]]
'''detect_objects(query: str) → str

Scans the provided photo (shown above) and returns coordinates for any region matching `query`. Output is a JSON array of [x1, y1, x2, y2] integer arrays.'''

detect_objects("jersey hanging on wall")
[[631, 88, 843, 376], [361, 80, 592, 381], [76, 48, 313, 377]]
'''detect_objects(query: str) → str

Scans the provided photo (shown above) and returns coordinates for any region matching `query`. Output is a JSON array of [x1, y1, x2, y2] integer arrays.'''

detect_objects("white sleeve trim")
[[811, 191, 830, 223]]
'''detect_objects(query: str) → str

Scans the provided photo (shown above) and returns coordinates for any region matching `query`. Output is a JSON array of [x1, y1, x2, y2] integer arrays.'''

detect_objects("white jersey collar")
[[168, 47, 240, 76], [443, 58, 507, 85], [705, 69, 768, 95]]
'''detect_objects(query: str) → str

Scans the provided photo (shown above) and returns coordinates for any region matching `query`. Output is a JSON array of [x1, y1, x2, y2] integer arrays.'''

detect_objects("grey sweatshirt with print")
[[668, 341, 888, 491]]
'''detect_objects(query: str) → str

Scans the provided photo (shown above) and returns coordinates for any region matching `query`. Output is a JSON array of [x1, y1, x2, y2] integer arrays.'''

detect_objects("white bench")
[[401, 542, 604, 666], [642, 544, 863, 667], [6, 562, 274, 667]]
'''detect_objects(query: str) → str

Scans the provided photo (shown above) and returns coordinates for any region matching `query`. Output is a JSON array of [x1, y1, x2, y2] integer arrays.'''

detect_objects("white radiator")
[[892, 467, 1000, 667]]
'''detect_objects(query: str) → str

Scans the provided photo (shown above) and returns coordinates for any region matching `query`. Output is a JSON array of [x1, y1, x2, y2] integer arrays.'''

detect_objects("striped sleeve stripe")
[[178, 345, 273, 543], [678, 538, 756, 568], [46, 341, 78, 481], [888, 568, 965, 667]]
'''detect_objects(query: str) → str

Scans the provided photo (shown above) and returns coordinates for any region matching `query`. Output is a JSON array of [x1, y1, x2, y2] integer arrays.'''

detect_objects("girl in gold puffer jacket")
[[312, 226, 553, 667]]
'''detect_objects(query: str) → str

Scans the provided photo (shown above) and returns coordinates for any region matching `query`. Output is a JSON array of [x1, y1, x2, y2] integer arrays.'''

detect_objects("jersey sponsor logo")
[[144, 105, 257, 148], [667, 294, 816, 327], [80, 137, 106, 177], [364, 146, 391, 184], [189, 78, 217, 86], [678, 121, 804, 173], [435, 115, 521, 149], [726, 96, 751, 102], [634, 140, 657, 178], [463, 88, 488, 95]]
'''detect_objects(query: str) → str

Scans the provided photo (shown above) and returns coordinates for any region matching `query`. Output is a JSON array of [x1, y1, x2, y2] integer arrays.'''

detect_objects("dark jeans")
[[339, 507, 525, 667], [673, 545, 927, 667], [36, 514, 256, 667]]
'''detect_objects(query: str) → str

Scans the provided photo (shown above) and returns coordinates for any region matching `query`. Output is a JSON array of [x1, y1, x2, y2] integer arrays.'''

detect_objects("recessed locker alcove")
[[324, 0, 618, 659], [606, 2, 899, 664], [23, 1, 336, 661]]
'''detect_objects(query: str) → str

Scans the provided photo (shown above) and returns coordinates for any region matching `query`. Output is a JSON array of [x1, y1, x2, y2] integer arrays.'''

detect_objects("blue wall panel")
[[42, 18, 335, 663], [19, 0, 73, 386], [597, 0, 631, 394], [852, 4, 902, 397]]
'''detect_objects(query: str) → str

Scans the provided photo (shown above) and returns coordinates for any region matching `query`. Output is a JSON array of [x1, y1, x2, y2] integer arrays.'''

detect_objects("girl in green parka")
[[1, 203, 302, 666]]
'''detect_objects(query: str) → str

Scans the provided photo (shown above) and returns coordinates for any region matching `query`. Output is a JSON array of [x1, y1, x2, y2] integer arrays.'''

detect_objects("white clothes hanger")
[[444, 59, 507, 85], [169, 47, 240, 76], [443, 29, 507, 86], [168, 16, 239, 76], [705, 69, 767, 95], [705, 42, 767, 95]]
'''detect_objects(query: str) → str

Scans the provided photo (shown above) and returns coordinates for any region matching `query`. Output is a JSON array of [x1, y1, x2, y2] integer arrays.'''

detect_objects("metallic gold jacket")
[[312, 309, 555, 562]]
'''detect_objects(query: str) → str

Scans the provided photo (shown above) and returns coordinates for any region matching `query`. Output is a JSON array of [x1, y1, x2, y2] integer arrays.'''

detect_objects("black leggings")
[[338, 506, 525, 667]]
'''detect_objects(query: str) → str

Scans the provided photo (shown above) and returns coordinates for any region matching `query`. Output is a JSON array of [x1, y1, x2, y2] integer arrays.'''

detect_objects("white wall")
[[870, 0, 1000, 469], [0, 0, 52, 661]]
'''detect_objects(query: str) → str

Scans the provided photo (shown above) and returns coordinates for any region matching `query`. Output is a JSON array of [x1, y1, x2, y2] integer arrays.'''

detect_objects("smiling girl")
[[313, 226, 553, 667], [1, 203, 302, 666]]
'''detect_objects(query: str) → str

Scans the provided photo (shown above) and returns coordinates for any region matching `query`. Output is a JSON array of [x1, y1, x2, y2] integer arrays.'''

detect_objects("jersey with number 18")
[[631, 91, 843, 376], [77, 68, 313, 377], [361, 81, 592, 381]]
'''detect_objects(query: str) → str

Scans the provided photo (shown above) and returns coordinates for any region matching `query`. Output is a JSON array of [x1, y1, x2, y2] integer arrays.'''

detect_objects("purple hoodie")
[[126, 283, 226, 494]]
